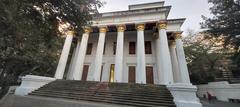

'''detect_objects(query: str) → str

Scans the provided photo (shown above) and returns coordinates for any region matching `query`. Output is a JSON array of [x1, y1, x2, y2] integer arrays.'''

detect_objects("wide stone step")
[[38, 87, 171, 95], [42, 84, 168, 92], [30, 91, 174, 104], [29, 80, 176, 107], [42, 85, 168, 91], [35, 89, 172, 98], [31, 90, 173, 101], [30, 92, 175, 107], [47, 80, 166, 88]]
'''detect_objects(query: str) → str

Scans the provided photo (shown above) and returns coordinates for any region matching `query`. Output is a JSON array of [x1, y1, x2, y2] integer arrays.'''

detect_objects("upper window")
[[129, 42, 136, 54], [103, 42, 106, 54], [113, 42, 116, 55], [145, 41, 152, 54], [86, 43, 93, 55]]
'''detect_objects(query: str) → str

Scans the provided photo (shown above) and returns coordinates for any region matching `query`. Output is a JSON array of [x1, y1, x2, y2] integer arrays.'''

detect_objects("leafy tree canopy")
[[202, 0, 240, 49], [184, 31, 234, 84], [0, 0, 103, 88], [201, 0, 240, 73]]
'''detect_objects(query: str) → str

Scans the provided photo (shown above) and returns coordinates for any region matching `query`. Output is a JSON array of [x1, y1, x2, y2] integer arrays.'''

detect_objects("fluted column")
[[156, 21, 174, 85], [67, 40, 81, 80], [114, 25, 125, 83], [136, 24, 146, 84], [55, 31, 74, 79], [175, 32, 191, 84], [169, 41, 181, 83], [71, 27, 92, 80], [93, 27, 107, 81]]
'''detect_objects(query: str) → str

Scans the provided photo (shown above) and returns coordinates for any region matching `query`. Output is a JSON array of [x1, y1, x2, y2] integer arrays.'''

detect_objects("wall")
[[84, 30, 159, 84], [197, 81, 240, 102]]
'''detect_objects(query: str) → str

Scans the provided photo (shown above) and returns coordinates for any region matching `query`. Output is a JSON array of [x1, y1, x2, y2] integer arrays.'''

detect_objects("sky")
[[99, 0, 212, 35]]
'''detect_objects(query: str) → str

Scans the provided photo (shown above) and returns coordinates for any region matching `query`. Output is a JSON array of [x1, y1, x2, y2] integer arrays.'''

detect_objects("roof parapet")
[[129, 1, 165, 10]]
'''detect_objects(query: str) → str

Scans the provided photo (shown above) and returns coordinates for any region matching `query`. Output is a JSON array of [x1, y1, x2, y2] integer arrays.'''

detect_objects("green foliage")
[[202, 0, 240, 49], [0, 0, 102, 88], [201, 0, 240, 77], [184, 32, 231, 84], [0, 87, 9, 99]]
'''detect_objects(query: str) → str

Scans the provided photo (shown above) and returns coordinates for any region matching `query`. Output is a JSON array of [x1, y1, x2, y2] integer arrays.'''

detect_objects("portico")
[[54, 20, 190, 85]]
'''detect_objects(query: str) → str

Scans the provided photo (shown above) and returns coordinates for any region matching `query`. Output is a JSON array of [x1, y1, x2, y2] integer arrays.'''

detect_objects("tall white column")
[[93, 27, 107, 81], [114, 25, 125, 83], [169, 41, 181, 83], [156, 21, 174, 85], [67, 39, 81, 80], [175, 33, 191, 84], [55, 31, 74, 79], [72, 27, 91, 80], [136, 24, 146, 84]]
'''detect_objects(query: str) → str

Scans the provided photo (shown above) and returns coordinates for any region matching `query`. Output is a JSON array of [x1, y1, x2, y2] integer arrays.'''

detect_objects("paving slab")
[[201, 99, 240, 107]]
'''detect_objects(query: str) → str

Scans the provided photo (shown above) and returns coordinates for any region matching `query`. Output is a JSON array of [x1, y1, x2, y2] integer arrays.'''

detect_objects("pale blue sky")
[[99, 0, 212, 35]]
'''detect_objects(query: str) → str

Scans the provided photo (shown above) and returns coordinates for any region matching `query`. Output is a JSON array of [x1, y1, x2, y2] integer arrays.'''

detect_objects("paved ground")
[[201, 99, 240, 107], [1, 94, 240, 107]]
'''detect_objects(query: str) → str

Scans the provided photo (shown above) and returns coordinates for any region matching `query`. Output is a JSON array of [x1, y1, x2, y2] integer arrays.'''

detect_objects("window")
[[129, 42, 136, 54], [103, 42, 106, 54], [113, 42, 116, 55], [86, 43, 93, 55], [145, 41, 152, 54]]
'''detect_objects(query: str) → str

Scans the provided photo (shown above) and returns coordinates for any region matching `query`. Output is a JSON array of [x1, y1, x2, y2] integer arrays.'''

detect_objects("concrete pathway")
[[201, 99, 240, 107]]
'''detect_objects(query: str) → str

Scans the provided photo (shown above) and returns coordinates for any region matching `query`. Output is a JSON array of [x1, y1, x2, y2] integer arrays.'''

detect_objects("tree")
[[0, 0, 103, 88], [184, 31, 233, 84], [201, 0, 240, 77], [202, 0, 240, 49]]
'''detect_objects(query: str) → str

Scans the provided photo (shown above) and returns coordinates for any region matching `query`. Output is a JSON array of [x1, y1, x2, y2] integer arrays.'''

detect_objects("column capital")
[[158, 20, 167, 29], [117, 24, 126, 32], [99, 26, 108, 33], [136, 24, 145, 31], [174, 31, 183, 39], [83, 27, 92, 33], [66, 31, 75, 36]]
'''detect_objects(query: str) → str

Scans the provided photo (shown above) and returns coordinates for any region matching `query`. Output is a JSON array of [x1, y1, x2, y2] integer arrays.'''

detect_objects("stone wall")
[[197, 81, 240, 102]]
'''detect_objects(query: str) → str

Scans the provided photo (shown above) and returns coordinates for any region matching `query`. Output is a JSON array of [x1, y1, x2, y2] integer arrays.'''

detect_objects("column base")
[[15, 75, 56, 96], [167, 83, 202, 107]]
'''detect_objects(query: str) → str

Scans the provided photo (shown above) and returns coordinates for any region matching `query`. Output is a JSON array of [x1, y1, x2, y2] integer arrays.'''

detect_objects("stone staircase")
[[29, 80, 176, 107]]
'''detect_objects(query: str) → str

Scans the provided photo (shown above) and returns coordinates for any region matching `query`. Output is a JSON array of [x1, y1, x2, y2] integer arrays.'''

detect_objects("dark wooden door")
[[100, 65, 104, 81], [128, 66, 136, 83], [81, 65, 89, 81], [146, 66, 154, 84]]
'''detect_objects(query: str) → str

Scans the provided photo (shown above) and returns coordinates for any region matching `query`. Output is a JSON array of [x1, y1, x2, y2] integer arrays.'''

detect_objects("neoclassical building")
[[54, 1, 190, 85], [14, 1, 202, 107]]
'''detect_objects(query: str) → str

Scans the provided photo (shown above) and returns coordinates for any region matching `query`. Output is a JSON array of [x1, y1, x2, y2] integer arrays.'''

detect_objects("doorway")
[[109, 64, 115, 82], [81, 65, 89, 81], [128, 66, 136, 83], [146, 66, 154, 84]]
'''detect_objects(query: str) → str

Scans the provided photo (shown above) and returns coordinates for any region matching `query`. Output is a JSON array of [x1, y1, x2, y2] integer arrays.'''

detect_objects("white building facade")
[[55, 2, 191, 86]]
